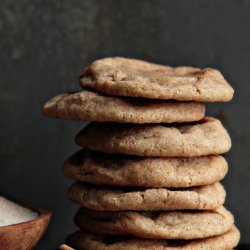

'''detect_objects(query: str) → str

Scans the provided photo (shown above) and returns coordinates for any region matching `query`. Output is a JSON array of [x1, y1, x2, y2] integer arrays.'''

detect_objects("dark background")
[[0, 0, 250, 249]]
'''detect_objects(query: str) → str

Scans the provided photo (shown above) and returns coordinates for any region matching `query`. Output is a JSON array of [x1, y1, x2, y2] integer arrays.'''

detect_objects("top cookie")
[[80, 57, 234, 102]]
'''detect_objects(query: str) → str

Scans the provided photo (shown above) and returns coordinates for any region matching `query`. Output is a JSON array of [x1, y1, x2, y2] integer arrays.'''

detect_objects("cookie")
[[66, 226, 240, 250], [43, 91, 205, 123], [63, 150, 228, 188], [75, 117, 231, 157], [68, 182, 225, 211], [74, 206, 234, 240], [80, 57, 234, 102], [59, 244, 74, 250]]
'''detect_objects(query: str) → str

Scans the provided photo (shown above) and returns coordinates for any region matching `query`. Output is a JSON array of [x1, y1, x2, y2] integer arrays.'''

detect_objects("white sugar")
[[0, 196, 38, 227]]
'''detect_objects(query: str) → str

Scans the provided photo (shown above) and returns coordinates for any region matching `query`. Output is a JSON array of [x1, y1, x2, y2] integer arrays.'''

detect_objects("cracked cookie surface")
[[76, 117, 231, 157], [43, 90, 205, 123], [67, 226, 239, 250], [80, 57, 234, 102], [63, 150, 228, 188], [68, 182, 225, 211], [74, 206, 234, 240]]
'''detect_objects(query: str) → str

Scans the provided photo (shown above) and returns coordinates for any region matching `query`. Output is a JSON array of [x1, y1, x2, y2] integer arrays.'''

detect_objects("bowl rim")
[[0, 204, 52, 230]]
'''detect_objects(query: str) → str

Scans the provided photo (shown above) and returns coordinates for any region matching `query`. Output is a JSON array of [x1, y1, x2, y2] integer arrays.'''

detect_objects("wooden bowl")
[[0, 205, 52, 250]]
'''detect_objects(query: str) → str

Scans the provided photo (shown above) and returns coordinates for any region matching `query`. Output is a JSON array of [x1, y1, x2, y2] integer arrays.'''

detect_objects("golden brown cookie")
[[59, 244, 75, 250], [63, 150, 228, 188], [75, 117, 231, 157], [43, 91, 205, 123], [68, 182, 225, 211], [80, 57, 234, 102], [66, 226, 240, 250], [74, 206, 234, 240]]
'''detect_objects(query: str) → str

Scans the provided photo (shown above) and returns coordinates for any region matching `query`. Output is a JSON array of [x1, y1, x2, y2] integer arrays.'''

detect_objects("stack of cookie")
[[44, 57, 240, 249]]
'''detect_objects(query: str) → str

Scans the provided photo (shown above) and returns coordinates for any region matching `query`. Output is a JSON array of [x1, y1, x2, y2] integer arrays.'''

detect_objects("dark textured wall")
[[0, 0, 250, 249]]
